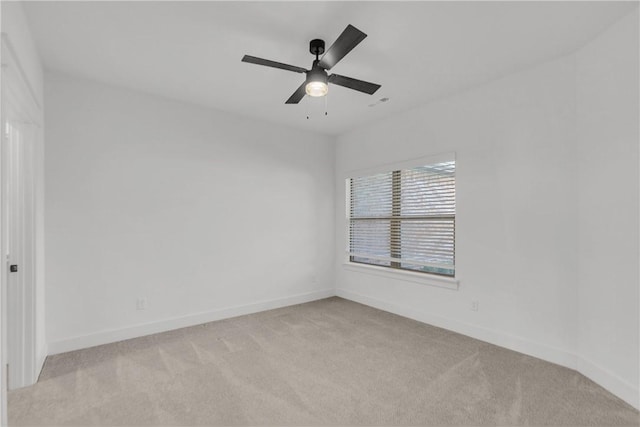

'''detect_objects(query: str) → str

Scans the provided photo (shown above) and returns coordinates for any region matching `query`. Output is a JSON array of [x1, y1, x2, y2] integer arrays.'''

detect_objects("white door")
[[1, 36, 40, 391], [2, 111, 36, 390]]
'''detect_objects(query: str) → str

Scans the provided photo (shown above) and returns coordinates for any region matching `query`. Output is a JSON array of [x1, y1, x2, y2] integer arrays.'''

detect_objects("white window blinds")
[[348, 159, 455, 276]]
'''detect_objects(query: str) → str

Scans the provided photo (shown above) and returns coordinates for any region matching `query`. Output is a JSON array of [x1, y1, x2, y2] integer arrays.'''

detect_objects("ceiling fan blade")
[[328, 74, 381, 95], [318, 25, 367, 70], [242, 55, 307, 73], [285, 82, 307, 104]]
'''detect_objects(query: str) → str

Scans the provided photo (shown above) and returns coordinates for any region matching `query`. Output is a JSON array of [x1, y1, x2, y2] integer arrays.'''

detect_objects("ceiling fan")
[[242, 24, 381, 104]]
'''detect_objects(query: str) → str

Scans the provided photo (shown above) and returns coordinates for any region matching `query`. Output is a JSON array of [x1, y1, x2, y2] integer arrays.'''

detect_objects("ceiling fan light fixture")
[[305, 66, 329, 97], [305, 80, 328, 97]]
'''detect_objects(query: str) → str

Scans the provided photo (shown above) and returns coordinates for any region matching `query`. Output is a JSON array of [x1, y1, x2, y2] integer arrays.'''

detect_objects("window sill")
[[342, 262, 459, 290]]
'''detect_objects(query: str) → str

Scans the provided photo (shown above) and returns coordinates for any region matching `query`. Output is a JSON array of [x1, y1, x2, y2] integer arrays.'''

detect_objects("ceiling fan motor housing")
[[307, 62, 328, 84]]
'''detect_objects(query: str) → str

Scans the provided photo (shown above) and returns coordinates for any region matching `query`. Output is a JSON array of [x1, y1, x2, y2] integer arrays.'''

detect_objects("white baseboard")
[[336, 289, 576, 368], [48, 289, 335, 355], [35, 343, 48, 381], [577, 356, 639, 410], [336, 288, 639, 411], [46, 287, 638, 411]]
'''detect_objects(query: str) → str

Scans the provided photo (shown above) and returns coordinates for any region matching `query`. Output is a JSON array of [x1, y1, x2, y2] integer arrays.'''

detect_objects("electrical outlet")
[[136, 298, 147, 310], [471, 301, 479, 312]]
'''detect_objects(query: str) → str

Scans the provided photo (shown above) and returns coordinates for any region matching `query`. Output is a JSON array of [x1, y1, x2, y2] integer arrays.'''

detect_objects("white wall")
[[335, 54, 579, 366], [44, 72, 335, 353], [1, 0, 46, 392], [335, 8, 638, 409], [1, 2, 43, 103], [575, 10, 639, 408]]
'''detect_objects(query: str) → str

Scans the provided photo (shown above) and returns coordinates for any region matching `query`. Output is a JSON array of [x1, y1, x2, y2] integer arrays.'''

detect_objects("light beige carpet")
[[8, 297, 639, 426]]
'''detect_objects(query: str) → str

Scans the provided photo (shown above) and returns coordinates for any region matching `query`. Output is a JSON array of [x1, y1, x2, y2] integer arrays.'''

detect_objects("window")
[[347, 158, 455, 276]]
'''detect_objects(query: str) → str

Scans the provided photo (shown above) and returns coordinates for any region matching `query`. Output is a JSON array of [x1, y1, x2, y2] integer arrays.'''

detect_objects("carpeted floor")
[[8, 297, 639, 426]]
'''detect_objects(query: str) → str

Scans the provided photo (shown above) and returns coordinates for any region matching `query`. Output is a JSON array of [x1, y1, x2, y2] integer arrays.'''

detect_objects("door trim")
[[1, 33, 43, 394]]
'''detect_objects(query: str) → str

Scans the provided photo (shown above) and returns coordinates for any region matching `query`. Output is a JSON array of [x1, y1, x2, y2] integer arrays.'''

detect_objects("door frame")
[[1, 33, 43, 397]]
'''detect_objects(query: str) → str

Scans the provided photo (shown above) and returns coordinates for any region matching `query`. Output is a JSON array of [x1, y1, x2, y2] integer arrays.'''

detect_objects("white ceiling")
[[24, 1, 637, 136]]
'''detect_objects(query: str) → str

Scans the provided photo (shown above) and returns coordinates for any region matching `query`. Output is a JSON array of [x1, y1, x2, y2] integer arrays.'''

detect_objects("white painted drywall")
[[44, 72, 335, 351], [335, 8, 639, 409], [575, 10, 639, 409], [335, 54, 579, 366], [1, 1, 47, 391], [1, 2, 43, 103]]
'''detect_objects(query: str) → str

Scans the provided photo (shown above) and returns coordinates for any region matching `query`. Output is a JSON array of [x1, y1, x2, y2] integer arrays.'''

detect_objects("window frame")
[[343, 153, 459, 289]]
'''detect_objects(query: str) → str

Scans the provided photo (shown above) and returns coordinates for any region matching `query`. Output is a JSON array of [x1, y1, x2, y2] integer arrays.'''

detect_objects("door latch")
[[9, 265, 18, 273]]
